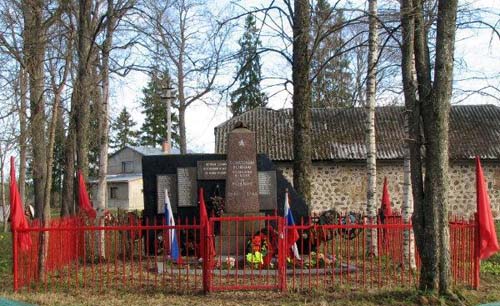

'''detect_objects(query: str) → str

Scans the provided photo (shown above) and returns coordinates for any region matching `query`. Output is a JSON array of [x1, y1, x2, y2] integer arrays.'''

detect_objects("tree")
[[310, 0, 352, 108], [230, 14, 267, 116], [45, 5, 73, 221], [52, 105, 65, 199], [110, 107, 139, 150], [23, 0, 49, 220], [0, 117, 17, 232], [139, 69, 179, 148], [96, 0, 135, 259], [21, 0, 67, 280], [74, 0, 94, 179], [139, 0, 229, 154], [365, 0, 378, 256], [293, 0, 312, 208], [400, 0, 458, 294]]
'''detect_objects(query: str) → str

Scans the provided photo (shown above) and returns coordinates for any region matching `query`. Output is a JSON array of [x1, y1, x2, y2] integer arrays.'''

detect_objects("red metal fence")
[[12, 214, 478, 293]]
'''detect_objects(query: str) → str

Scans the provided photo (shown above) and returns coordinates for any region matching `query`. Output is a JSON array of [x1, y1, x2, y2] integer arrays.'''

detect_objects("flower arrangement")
[[288, 252, 337, 268], [214, 256, 235, 269], [209, 195, 225, 217]]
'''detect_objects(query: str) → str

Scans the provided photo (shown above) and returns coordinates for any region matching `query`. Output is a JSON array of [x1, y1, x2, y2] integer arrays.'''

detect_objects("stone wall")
[[277, 161, 500, 218]]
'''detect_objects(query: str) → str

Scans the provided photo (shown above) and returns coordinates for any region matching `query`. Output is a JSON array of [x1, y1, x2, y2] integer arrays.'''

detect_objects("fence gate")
[[206, 215, 286, 292]]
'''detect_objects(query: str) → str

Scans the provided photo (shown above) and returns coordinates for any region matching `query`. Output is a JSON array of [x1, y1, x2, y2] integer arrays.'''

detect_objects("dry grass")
[[1, 226, 500, 306]]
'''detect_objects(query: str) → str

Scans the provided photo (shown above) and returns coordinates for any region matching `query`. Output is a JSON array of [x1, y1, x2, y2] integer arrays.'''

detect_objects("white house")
[[90, 146, 168, 210]]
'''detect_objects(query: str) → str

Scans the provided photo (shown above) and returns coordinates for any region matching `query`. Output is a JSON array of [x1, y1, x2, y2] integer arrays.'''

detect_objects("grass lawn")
[[0, 223, 499, 306]]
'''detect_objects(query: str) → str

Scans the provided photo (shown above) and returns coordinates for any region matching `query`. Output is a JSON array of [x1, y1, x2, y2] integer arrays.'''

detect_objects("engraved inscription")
[[177, 167, 197, 207], [157, 175, 177, 213], [258, 172, 272, 196], [197, 160, 227, 180], [228, 160, 256, 189], [225, 129, 260, 213], [258, 171, 277, 210]]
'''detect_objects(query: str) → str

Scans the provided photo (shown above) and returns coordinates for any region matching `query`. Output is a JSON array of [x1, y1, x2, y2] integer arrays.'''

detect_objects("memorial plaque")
[[225, 125, 259, 213], [177, 167, 197, 207], [197, 160, 227, 180], [157, 175, 177, 213], [258, 171, 277, 210]]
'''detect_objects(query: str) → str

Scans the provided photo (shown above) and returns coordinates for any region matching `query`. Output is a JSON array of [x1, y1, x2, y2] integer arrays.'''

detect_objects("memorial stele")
[[225, 122, 260, 214]]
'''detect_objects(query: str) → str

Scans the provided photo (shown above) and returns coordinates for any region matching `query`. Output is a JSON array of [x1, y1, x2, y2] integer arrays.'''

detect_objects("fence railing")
[[12, 214, 478, 293], [14, 216, 203, 293]]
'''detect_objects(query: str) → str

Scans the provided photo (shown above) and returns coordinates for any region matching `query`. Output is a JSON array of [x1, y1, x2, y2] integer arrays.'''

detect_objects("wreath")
[[208, 185, 225, 217]]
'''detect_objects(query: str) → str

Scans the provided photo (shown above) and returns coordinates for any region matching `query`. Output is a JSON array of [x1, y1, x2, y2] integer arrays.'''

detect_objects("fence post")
[[12, 228, 18, 291], [473, 213, 480, 289], [202, 219, 209, 294], [278, 216, 286, 292]]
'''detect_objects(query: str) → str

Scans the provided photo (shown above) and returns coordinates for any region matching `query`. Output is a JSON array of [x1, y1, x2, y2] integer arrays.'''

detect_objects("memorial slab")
[[258, 171, 277, 210], [197, 160, 227, 180], [177, 167, 197, 207], [225, 126, 259, 213], [157, 175, 177, 213]]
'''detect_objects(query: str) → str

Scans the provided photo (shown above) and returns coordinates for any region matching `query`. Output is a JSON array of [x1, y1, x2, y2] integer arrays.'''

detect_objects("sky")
[[111, 0, 500, 154]]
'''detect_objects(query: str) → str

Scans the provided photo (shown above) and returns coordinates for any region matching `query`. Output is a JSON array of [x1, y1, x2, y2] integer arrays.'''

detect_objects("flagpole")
[[12, 227, 18, 291]]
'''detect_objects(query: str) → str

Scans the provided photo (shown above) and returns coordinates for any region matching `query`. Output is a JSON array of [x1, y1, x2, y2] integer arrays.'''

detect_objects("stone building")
[[214, 105, 500, 218]]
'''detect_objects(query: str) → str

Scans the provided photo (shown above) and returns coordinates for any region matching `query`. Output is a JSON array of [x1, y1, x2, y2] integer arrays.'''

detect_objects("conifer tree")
[[139, 69, 179, 148], [230, 14, 267, 116], [310, 0, 353, 108], [110, 107, 139, 150]]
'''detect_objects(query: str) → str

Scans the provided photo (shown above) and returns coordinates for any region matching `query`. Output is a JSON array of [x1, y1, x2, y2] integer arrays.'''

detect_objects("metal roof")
[[129, 146, 165, 156], [214, 105, 500, 161], [89, 173, 142, 184]]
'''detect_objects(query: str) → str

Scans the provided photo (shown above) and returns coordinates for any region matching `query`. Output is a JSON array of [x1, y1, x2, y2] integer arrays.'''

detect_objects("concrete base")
[[214, 212, 266, 256]]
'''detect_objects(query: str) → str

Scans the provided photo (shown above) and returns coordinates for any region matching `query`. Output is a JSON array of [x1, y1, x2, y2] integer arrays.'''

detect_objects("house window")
[[110, 187, 118, 199], [121, 161, 134, 173]]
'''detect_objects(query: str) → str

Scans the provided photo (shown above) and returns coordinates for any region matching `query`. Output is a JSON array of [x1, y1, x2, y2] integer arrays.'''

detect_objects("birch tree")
[[96, 0, 135, 258], [365, 0, 378, 256], [402, 107, 416, 270]]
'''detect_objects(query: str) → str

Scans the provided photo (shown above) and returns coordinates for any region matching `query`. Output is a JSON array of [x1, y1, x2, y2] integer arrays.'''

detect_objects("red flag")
[[77, 170, 96, 219], [381, 177, 393, 217], [199, 188, 215, 259], [476, 157, 500, 260], [9, 157, 32, 251]]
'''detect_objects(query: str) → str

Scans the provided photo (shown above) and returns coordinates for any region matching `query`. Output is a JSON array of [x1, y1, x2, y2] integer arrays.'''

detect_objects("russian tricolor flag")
[[284, 190, 301, 260], [165, 189, 181, 263]]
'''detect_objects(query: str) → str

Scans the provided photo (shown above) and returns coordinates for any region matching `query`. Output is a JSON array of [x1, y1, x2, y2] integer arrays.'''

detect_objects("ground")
[[0, 224, 499, 306]]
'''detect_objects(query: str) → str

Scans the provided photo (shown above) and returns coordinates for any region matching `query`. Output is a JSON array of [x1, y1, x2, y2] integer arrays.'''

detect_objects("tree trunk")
[[400, 0, 457, 293], [178, 50, 187, 154], [62, 119, 76, 216], [179, 104, 186, 154], [365, 0, 378, 256], [400, 0, 418, 272], [425, 0, 458, 293], [40, 82, 60, 278], [23, 0, 47, 221], [75, 0, 93, 178], [95, 54, 107, 257], [18, 68, 28, 205], [96, 0, 117, 258], [22, 0, 49, 280], [402, 110, 416, 270], [292, 0, 312, 208], [1, 150, 7, 232]]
